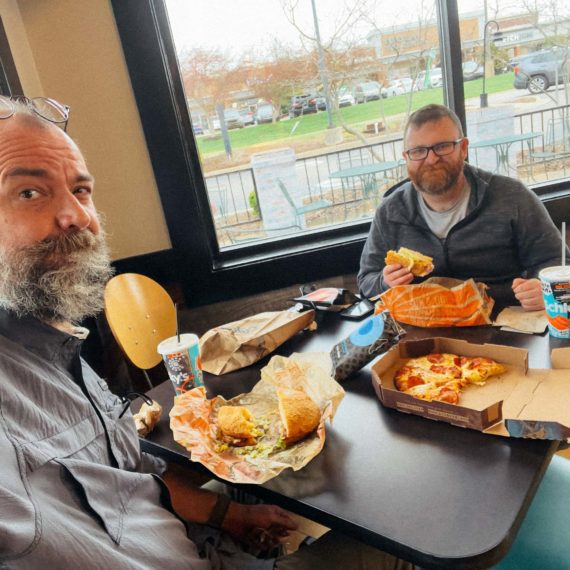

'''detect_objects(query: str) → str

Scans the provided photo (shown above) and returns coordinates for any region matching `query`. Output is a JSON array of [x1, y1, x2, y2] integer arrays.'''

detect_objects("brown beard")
[[410, 159, 464, 196], [0, 230, 114, 324]]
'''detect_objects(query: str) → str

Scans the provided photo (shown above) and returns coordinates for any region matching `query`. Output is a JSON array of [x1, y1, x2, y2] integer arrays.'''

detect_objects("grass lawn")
[[196, 73, 516, 157]]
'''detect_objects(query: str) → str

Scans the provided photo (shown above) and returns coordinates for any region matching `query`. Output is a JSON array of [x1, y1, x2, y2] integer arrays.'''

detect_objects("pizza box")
[[371, 337, 570, 441]]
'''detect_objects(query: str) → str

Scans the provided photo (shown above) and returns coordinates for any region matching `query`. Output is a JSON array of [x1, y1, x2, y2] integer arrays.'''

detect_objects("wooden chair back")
[[104, 273, 177, 371]]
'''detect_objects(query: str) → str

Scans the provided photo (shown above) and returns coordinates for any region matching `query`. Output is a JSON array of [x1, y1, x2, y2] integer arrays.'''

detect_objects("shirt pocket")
[[54, 456, 144, 544]]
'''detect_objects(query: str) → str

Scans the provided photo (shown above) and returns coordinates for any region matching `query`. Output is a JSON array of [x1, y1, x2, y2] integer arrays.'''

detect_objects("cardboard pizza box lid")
[[372, 337, 570, 440]]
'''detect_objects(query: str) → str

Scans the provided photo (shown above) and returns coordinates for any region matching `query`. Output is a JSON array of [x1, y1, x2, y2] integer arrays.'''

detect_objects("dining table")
[[329, 160, 403, 215], [140, 310, 567, 570], [469, 132, 543, 176]]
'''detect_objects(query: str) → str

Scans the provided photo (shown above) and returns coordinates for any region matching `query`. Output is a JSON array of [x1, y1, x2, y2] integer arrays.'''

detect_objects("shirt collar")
[[0, 308, 85, 367]]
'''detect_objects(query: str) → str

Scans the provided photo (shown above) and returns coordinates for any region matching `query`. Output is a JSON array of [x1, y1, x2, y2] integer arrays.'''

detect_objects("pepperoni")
[[438, 388, 459, 404], [453, 357, 461, 366], [407, 375, 425, 388], [449, 366, 462, 378], [430, 364, 446, 374], [427, 354, 444, 363], [468, 359, 484, 370]]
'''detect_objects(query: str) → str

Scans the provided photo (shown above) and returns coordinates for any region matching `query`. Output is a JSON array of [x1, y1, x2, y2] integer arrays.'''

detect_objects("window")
[[459, 1, 570, 188], [163, 0, 447, 247], [111, 0, 570, 303]]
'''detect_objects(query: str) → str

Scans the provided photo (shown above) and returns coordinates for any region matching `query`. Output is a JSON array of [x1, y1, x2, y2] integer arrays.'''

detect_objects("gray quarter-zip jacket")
[[358, 164, 565, 301]]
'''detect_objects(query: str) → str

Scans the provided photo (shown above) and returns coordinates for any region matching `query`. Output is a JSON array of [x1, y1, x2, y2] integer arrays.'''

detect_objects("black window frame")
[[111, 0, 570, 305]]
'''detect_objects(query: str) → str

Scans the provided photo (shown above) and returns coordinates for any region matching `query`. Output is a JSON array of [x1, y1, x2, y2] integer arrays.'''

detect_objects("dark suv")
[[513, 47, 570, 93], [288, 94, 318, 118]]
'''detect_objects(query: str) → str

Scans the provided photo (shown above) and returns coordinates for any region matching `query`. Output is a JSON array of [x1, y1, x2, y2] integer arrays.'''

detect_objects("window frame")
[[110, 0, 570, 305]]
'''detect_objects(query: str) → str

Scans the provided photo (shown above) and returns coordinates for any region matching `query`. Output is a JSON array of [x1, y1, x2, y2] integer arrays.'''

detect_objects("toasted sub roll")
[[385, 247, 434, 277], [277, 388, 321, 445]]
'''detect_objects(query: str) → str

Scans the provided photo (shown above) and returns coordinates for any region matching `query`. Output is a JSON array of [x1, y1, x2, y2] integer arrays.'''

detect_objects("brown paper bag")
[[199, 310, 316, 375]]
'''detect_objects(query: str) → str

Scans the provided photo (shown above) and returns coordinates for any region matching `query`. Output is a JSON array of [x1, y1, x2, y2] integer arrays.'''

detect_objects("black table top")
[[142, 312, 565, 569]]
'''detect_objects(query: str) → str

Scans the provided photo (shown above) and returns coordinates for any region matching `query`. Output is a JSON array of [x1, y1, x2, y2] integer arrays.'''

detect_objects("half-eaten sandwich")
[[384, 247, 434, 277], [277, 388, 321, 445], [217, 405, 257, 446]]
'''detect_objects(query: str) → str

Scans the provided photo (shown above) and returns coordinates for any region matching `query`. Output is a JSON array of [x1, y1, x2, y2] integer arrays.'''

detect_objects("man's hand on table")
[[223, 502, 298, 551], [383, 264, 414, 288], [162, 462, 297, 552], [512, 278, 544, 311]]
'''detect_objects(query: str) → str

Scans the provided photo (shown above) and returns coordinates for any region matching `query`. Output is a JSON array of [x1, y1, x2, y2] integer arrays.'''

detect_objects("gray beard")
[[0, 230, 114, 324]]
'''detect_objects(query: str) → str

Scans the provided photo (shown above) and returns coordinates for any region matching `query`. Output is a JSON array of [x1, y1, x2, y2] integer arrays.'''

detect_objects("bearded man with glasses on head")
[[0, 97, 414, 570], [358, 103, 566, 311]]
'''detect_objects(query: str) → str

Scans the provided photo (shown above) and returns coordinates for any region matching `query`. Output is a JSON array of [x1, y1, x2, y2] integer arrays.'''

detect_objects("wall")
[[0, 0, 170, 260]]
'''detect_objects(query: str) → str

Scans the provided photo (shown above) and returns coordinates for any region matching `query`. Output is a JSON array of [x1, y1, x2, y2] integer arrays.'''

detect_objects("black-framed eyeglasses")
[[0, 95, 70, 131], [405, 138, 464, 161]]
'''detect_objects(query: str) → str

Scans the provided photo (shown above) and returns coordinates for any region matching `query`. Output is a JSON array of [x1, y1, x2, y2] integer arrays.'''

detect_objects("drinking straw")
[[175, 302, 181, 343], [563, 222, 567, 266]]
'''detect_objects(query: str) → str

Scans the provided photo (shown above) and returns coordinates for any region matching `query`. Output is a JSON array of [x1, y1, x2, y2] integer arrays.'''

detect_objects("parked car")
[[338, 88, 355, 107], [513, 47, 570, 94], [255, 103, 275, 124], [210, 109, 244, 130], [381, 80, 404, 98], [416, 68, 443, 89], [399, 77, 415, 93], [239, 108, 255, 126], [315, 96, 327, 111], [288, 94, 318, 117], [462, 61, 484, 81], [354, 81, 382, 103], [192, 122, 204, 136]]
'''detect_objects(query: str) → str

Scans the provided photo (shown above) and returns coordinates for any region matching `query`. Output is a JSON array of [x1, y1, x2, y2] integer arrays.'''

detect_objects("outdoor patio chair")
[[276, 178, 332, 229], [529, 117, 570, 178]]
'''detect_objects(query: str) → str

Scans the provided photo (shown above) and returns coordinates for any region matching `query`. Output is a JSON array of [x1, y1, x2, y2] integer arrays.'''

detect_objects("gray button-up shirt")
[[0, 310, 212, 569]]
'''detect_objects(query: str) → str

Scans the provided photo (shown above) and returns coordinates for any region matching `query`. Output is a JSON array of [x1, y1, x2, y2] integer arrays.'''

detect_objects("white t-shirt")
[[418, 183, 471, 239]]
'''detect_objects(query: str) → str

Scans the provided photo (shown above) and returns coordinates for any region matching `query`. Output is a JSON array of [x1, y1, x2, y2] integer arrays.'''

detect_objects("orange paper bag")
[[376, 277, 494, 327]]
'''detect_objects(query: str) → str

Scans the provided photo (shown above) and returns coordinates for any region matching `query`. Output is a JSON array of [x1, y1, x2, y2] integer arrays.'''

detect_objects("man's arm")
[[162, 463, 297, 550], [516, 189, 568, 277], [358, 212, 390, 297]]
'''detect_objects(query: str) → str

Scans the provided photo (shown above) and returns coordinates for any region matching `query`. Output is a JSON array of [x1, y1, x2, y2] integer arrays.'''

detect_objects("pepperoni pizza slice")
[[394, 352, 505, 404]]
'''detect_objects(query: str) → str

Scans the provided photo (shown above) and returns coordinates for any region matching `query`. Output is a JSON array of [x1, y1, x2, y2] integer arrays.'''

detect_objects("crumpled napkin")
[[133, 400, 163, 437], [493, 306, 548, 334]]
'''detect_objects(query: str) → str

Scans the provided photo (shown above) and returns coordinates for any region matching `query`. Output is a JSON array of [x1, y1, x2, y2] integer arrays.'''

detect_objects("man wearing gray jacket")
[[358, 104, 565, 310]]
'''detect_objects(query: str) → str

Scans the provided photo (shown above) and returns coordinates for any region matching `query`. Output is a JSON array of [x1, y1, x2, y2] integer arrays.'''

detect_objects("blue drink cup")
[[157, 333, 204, 394], [539, 266, 570, 338]]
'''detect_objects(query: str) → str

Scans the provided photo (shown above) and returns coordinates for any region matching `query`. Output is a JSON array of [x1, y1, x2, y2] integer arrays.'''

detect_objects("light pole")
[[480, 20, 499, 108], [310, 0, 334, 128]]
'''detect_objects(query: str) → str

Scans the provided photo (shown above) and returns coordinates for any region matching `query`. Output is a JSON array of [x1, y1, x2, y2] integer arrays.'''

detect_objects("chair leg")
[[142, 369, 154, 392]]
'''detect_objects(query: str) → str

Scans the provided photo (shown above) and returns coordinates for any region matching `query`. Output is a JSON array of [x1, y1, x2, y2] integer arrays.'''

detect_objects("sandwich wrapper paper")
[[199, 310, 315, 375], [170, 353, 345, 484], [493, 306, 548, 334], [376, 277, 494, 327]]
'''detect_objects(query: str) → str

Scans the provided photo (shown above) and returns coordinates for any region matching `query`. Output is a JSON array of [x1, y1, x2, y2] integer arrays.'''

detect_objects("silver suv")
[[513, 47, 570, 94]]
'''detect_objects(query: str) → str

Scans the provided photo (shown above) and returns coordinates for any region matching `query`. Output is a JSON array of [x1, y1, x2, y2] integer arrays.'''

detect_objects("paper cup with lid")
[[157, 333, 204, 394], [539, 266, 570, 338]]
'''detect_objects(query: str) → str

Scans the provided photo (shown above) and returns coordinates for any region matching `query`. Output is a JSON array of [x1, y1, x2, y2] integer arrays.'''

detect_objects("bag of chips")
[[330, 310, 405, 381]]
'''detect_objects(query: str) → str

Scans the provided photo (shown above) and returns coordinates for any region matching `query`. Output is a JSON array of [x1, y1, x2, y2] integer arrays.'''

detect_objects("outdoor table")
[[329, 160, 403, 216], [141, 312, 564, 569], [470, 132, 543, 176]]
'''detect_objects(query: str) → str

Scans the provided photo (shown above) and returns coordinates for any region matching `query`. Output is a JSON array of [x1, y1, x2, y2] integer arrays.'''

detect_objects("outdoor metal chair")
[[276, 178, 332, 229], [529, 117, 570, 178]]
